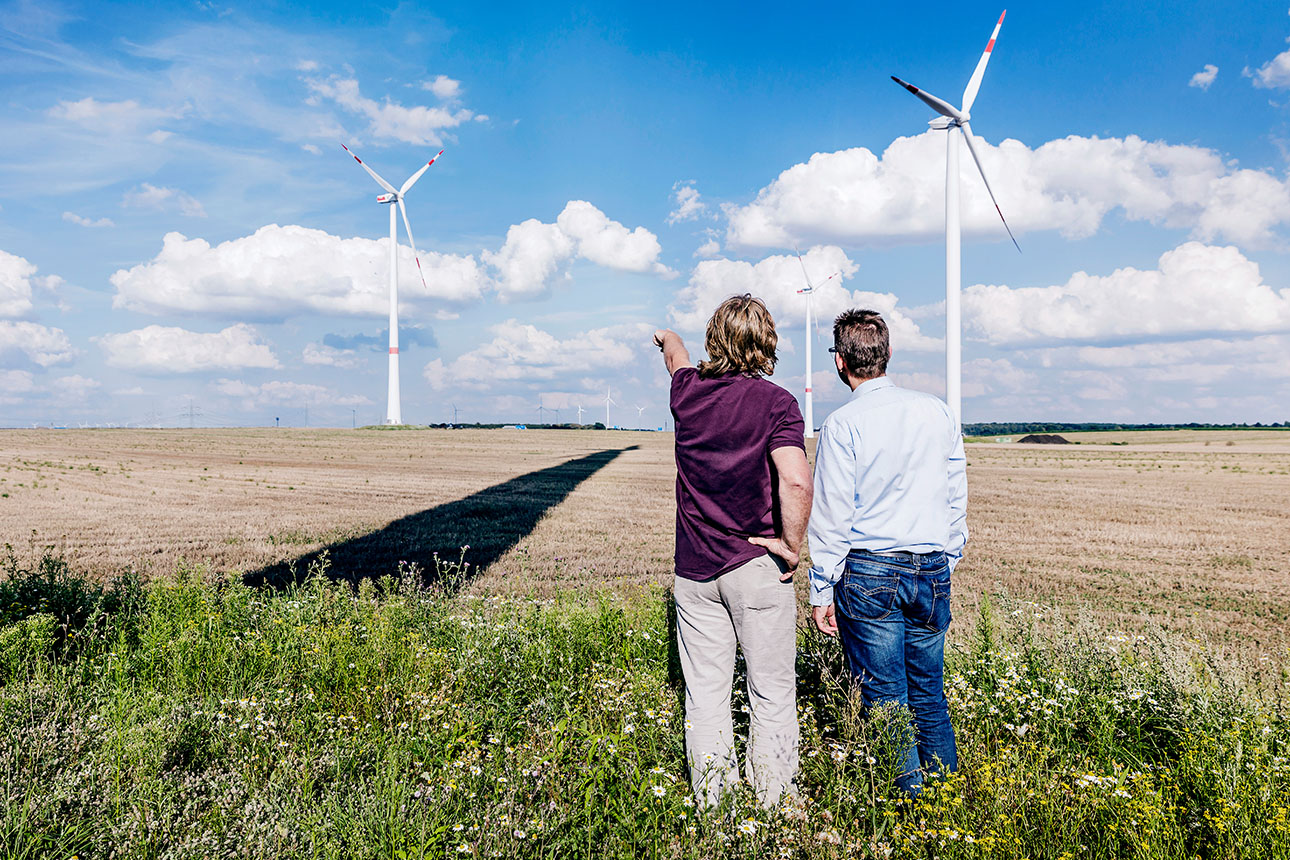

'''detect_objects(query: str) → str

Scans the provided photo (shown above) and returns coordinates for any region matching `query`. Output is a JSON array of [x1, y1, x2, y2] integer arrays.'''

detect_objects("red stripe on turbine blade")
[[389, 347, 399, 354], [805, 388, 813, 393], [986, 38, 995, 52]]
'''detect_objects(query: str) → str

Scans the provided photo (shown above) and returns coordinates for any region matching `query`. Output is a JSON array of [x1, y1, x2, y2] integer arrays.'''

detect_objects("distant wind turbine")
[[604, 387, 616, 428], [340, 144, 444, 425], [576, 404, 585, 425], [793, 247, 841, 440], [891, 10, 1018, 425]]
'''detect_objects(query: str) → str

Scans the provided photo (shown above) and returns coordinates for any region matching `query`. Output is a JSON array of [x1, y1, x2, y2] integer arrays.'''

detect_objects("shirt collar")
[[851, 376, 893, 398]]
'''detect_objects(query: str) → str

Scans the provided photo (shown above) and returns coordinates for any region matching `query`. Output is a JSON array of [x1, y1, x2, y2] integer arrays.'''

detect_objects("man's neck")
[[845, 372, 885, 392]]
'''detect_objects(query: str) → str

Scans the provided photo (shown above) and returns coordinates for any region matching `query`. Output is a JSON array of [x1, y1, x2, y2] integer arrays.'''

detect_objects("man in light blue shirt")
[[808, 308, 967, 796]]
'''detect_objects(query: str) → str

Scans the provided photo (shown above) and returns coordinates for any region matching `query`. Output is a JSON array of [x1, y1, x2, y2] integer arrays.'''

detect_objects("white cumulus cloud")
[[423, 75, 462, 100], [302, 342, 360, 368], [96, 323, 280, 373], [668, 246, 939, 353], [726, 131, 1290, 249], [122, 183, 206, 218], [110, 224, 487, 318], [0, 251, 38, 318], [51, 375, 100, 401], [0, 321, 76, 366], [62, 211, 115, 228], [482, 201, 671, 300], [963, 242, 1290, 346], [0, 251, 61, 318], [1189, 64, 1219, 90], [667, 182, 708, 225], [308, 77, 473, 146], [424, 320, 653, 390], [1246, 40, 1290, 89]]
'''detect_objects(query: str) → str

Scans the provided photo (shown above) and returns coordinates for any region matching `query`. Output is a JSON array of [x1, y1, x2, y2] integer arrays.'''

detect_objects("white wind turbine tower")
[[604, 387, 616, 428], [793, 247, 841, 440], [635, 404, 646, 429], [891, 10, 1019, 426], [341, 144, 444, 425], [576, 404, 585, 425]]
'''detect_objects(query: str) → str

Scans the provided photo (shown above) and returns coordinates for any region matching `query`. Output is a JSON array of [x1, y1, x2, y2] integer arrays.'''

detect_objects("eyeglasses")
[[827, 347, 838, 353]]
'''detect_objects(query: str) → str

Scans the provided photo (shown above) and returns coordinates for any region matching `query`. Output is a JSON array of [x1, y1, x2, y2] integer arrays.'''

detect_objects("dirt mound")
[[1016, 433, 1072, 444]]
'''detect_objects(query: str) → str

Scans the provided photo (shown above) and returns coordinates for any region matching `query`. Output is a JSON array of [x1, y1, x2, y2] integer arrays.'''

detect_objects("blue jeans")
[[834, 549, 957, 796]]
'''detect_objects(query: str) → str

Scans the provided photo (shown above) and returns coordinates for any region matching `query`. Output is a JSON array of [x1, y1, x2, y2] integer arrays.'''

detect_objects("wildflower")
[[651, 785, 666, 797], [738, 818, 758, 835], [817, 830, 841, 845]]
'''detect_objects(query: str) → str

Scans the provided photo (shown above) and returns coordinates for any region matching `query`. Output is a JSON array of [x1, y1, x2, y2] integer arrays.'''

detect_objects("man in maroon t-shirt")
[[653, 293, 813, 809]]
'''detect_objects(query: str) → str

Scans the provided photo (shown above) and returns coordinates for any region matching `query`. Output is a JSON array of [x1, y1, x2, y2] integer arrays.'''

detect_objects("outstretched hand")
[[747, 536, 798, 579]]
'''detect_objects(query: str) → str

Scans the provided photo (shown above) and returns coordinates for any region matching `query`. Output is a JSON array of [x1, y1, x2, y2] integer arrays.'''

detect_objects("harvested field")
[[1, 427, 1288, 650]]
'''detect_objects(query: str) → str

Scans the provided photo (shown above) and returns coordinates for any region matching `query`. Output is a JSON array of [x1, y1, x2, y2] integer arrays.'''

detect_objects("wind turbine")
[[341, 144, 444, 425], [793, 248, 841, 440], [635, 404, 646, 429], [891, 10, 1019, 426], [604, 387, 616, 428], [576, 404, 585, 425]]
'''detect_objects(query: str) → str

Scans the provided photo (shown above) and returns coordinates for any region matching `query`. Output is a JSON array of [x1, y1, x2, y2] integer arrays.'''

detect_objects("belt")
[[848, 548, 940, 561]]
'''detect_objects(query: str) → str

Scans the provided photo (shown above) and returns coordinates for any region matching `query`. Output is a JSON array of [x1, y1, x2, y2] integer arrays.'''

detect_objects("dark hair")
[[697, 294, 778, 378], [833, 309, 889, 379]]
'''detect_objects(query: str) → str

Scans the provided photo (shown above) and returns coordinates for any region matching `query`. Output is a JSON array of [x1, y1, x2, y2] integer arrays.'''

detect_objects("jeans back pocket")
[[836, 559, 900, 622]]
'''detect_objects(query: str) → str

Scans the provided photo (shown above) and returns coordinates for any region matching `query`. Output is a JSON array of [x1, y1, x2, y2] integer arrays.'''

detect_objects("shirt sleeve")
[[767, 391, 806, 453], [808, 420, 856, 606], [670, 366, 697, 410], [945, 410, 968, 572]]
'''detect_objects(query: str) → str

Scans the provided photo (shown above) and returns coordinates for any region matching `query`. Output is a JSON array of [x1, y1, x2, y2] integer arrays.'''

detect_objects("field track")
[[2, 427, 1288, 650]]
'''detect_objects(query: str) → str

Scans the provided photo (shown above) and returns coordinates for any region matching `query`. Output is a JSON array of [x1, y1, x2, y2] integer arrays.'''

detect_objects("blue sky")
[[3, 0, 1290, 428]]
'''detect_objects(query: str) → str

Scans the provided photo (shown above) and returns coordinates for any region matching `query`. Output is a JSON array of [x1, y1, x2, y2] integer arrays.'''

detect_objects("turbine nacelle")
[[376, 193, 397, 204]]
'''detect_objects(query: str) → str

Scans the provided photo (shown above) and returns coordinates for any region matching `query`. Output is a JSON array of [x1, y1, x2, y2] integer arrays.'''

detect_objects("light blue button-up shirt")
[[807, 376, 968, 607]]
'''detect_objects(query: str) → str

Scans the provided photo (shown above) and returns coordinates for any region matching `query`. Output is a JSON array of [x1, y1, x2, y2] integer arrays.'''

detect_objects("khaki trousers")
[[673, 553, 799, 807]]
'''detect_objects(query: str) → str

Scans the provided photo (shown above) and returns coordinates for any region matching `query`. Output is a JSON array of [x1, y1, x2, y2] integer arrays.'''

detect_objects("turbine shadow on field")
[[244, 446, 638, 592]]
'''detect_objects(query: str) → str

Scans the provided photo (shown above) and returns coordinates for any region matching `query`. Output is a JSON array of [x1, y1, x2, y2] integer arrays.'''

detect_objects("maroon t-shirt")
[[670, 367, 806, 581]]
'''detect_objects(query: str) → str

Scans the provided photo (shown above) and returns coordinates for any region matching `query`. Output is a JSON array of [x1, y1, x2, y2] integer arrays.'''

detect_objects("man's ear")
[[835, 352, 847, 374]]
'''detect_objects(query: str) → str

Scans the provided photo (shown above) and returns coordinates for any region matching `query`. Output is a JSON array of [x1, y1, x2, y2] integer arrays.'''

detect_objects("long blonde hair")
[[697, 294, 778, 378]]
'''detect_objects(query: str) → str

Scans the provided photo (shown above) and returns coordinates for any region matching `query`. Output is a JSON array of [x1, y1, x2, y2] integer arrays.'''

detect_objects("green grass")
[[1, 550, 1288, 859]]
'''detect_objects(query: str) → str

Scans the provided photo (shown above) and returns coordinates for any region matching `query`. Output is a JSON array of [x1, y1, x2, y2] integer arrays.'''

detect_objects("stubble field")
[[4, 426, 1290, 858], [2, 426, 1288, 651]]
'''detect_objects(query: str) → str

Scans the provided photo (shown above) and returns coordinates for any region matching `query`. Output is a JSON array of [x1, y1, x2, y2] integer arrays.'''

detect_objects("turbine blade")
[[400, 149, 444, 195], [793, 244, 813, 287], [397, 199, 430, 289], [340, 144, 397, 194], [890, 76, 962, 120], [962, 10, 1006, 114], [961, 123, 1021, 253]]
